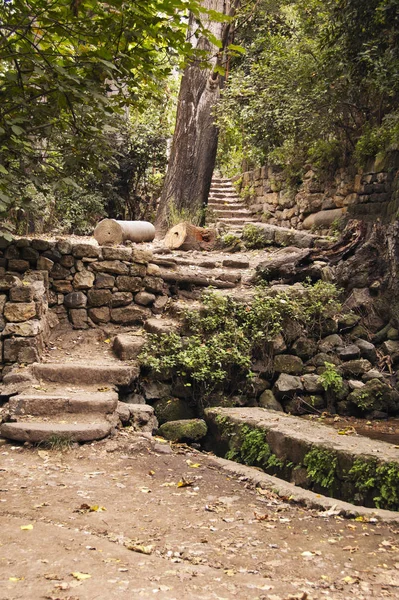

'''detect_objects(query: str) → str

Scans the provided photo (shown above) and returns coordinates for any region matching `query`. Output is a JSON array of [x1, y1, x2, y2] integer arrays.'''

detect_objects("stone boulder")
[[157, 419, 207, 442], [153, 397, 195, 424], [273, 373, 303, 400], [258, 390, 283, 412], [348, 379, 399, 415], [273, 354, 303, 375]]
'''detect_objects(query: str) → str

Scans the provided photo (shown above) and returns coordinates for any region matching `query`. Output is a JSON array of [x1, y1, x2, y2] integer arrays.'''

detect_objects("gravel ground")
[[1, 431, 399, 600]]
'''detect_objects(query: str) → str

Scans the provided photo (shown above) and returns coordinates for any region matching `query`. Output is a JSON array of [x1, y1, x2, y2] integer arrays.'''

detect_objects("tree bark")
[[155, 0, 235, 237], [164, 222, 217, 250]]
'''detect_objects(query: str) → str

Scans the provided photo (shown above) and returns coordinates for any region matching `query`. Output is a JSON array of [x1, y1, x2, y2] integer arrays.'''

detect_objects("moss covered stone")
[[348, 378, 399, 415], [153, 397, 194, 425], [158, 419, 207, 442], [273, 354, 303, 375]]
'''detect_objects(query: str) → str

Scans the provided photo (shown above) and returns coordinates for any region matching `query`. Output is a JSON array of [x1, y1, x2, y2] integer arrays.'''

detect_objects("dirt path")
[[1, 432, 399, 600]]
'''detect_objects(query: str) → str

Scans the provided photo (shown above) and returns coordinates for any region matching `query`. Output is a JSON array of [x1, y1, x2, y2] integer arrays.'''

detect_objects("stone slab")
[[205, 407, 399, 465], [8, 391, 118, 416], [0, 420, 112, 443], [32, 362, 139, 386]]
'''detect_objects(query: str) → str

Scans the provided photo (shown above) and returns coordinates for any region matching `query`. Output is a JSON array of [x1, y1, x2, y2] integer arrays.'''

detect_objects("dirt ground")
[[1, 432, 399, 600]]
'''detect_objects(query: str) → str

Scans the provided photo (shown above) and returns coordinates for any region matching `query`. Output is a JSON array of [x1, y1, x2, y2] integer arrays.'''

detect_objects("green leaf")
[[11, 125, 24, 136], [227, 44, 246, 55]]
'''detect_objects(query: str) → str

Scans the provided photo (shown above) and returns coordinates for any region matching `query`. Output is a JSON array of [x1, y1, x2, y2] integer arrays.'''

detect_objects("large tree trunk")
[[155, 0, 235, 237]]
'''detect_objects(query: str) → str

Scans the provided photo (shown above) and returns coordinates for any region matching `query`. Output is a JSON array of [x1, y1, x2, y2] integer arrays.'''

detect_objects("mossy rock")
[[273, 354, 303, 375], [153, 397, 194, 425], [258, 389, 283, 411], [338, 312, 361, 332], [157, 419, 208, 442], [348, 378, 399, 415], [291, 336, 317, 361]]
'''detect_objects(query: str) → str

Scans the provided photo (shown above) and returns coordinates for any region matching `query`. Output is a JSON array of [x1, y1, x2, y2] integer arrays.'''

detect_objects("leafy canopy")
[[0, 0, 206, 214]]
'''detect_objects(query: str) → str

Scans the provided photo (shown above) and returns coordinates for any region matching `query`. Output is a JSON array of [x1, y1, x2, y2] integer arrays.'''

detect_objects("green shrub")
[[318, 362, 344, 394], [140, 283, 342, 404], [304, 447, 338, 491]]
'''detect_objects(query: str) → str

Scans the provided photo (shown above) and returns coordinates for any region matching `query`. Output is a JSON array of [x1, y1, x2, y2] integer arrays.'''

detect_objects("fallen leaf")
[[177, 477, 194, 488], [186, 460, 201, 468], [97, 386, 109, 392], [125, 543, 153, 555], [140, 487, 151, 494], [71, 572, 91, 581], [9, 577, 24, 582], [148, 470, 155, 476], [44, 573, 63, 580], [343, 546, 359, 553], [75, 503, 106, 513], [224, 569, 236, 576], [342, 575, 358, 584], [104, 339, 111, 344], [160, 482, 176, 487], [20, 524, 33, 531]]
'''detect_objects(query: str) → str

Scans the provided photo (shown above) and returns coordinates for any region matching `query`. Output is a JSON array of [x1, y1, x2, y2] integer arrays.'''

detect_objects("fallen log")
[[93, 219, 155, 245], [164, 222, 217, 251]]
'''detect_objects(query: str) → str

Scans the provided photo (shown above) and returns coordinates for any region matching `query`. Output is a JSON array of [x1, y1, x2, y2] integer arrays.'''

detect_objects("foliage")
[[216, 0, 399, 177], [348, 458, 399, 510], [303, 447, 338, 491], [221, 233, 241, 247], [242, 224, 268, 249], [224, 424, 287, 472], [318, 362, 344, 394], [140, 282, 342, 402], [0, 0, 208, 217], [238, 427, 272, 466]]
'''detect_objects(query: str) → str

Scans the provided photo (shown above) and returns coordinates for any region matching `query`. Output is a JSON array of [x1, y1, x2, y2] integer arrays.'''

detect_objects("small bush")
[[140, 283, 342, 404]]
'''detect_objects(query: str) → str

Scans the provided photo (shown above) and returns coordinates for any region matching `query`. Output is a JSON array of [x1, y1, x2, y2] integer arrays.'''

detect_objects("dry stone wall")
[[0, 237, 167, 375], [0, 270, 50, 375], [234, 155, 399, 231]]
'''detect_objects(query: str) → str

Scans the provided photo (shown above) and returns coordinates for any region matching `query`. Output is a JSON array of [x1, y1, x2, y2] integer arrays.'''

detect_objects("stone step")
[[8, 390, 118, 417], [208, 202, 246, 210], [32, 363, 139, 386], [0, 419, 113, 443], [209, 185, 237, 191], [209, 192, 238, 199], [218, 217, 254, 225], [158, 268, 237, 289], [212, 209, 251, 218]]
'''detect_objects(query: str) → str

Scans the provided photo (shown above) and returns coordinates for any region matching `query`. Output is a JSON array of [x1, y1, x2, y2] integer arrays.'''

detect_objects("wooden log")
[[164, 222, 217, 251], [93, 219, 155, 245]]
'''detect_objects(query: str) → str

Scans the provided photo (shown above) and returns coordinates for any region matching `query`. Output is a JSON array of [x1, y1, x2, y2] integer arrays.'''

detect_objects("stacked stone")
[[0, 271, 49, 374], [0, 237, 166, 331], [233, 158, 396, 231]]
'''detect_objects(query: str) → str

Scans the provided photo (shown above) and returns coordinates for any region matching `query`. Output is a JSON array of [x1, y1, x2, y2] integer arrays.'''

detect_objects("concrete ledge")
[[205, 407, 399, 510], [206, 455, 399, 523]]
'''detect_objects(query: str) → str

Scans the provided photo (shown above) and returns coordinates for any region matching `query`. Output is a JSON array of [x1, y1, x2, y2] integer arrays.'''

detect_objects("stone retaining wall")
[[0, 271, 50, 374], [0, 237, 167, 374], [233, 155, 399, 231]]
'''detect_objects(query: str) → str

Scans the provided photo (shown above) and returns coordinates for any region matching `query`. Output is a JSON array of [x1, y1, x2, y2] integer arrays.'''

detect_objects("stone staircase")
[[207, 176, 257, 232], [0, 350, 155, 443]]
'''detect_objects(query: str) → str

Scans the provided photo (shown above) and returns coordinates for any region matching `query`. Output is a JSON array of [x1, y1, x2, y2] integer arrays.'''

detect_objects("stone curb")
[[205, 455, 399, 523]]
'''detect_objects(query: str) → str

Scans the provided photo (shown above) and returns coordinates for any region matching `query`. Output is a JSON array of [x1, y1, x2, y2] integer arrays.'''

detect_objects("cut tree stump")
[[164, 222, 217, 251], [93, 219, 155, 245]]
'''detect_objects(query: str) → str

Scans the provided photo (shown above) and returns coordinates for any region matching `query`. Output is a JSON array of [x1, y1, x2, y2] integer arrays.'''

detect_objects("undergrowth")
[[139, 282, 342, 403]]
